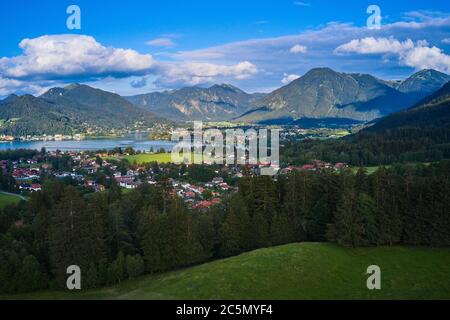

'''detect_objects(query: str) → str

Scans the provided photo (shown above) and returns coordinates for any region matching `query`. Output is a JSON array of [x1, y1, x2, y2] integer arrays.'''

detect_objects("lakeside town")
[[0, 122, 175, 142], [0, 125, 356, 143], [1, 148, 349, 211]]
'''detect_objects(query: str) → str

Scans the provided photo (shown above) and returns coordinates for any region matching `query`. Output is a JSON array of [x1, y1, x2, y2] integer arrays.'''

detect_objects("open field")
[[111, 153, 215, 165], [124, 153, 173, 164], [352, 162, 432, 175], [104, 153, 173, 164], [4, 243, 450, 300], [0, 192, 23, 208]]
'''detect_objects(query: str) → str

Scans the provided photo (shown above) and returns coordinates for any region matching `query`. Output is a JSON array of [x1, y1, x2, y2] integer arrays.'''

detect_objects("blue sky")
[[0, 0, 449, 97]]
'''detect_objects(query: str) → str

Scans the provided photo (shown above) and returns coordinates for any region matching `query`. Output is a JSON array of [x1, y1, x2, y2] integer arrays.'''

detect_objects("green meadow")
[[4, 243, 450, 300], [0, 192, 23, 209]]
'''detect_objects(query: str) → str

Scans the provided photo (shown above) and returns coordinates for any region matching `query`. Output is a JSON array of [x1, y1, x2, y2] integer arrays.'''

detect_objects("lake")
[[0, 137, 176, 152]]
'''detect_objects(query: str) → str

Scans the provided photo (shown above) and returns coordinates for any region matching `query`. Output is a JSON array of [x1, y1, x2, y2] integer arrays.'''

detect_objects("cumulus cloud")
[[281, 73, 300, 84], [0, 77, 54, 97], [1, 10, 450, 95], [335, 37, 450, 73], [442, 38, 450, 44], [0, 34, 155, 80], [170, 11, 450, 87], [0, 78, 27, 96], [402, 45, 450, 73], [335, 37, 416, 54], [146, 38, 176, 47], [0, 34, 260, 94], [290, 44, 307, 54], [157, 61, 258, 87]]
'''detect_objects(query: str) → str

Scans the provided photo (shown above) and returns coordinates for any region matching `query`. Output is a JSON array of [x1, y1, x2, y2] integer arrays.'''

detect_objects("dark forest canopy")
[[1, 161, 449, 294], [282, 81, 450, 166]]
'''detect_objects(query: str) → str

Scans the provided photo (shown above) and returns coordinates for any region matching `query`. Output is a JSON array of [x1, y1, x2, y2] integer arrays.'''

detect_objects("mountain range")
[[335, 78, 450, 162], [124, 68, 449, 124], [0, 84, 164, 136], [365, 79, 450, 133], [1, 68, 449, 136], [125, 84, 265, 122], [236, 68, 450, 123]]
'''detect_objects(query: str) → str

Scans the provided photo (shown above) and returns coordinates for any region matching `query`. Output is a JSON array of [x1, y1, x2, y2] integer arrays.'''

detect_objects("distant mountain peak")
[[18, 94, 37, 101], [64, 83, 82, 90], [397, 68, 450, 95], [1, 84, 165, 136], [2, 94, 19, 103], [412, 68, 446, 76], [237, 67, 448, 123], [209, 83, 245, 93], [125, 83, 263, 121], [308, 67, 336, 73]]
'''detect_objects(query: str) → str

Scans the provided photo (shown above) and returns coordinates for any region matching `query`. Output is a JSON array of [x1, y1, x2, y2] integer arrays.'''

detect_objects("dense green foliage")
[[4, 244, 450, 300], [1, 161, 449, 294], [282, 81, 450, 166]]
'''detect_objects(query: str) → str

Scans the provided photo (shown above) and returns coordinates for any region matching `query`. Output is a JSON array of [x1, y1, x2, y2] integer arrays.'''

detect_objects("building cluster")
[[169, 176, 234, 210], [2, 151, 237, 211], [280, 160, 348, 174], [0, 135, 14, 142], [2, 150, 348, 210]]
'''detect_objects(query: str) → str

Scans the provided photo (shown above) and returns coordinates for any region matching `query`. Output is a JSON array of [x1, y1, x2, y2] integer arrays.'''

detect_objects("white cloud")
[[0, 78, 26, 96], [335, 37, 450, 73], [290, 44, 307, 54], [0, 34, 259, 92], [335, 37, 416, 54], [442, 38, 450, 44], [0, 35, 155, 79], [402, 45, 450, 73], [1, 10, 450, 95], [281, 73, 300, 84], [0, 77, 55, 97], [146, 38, 176, 47], [157, 61, 258, 87]]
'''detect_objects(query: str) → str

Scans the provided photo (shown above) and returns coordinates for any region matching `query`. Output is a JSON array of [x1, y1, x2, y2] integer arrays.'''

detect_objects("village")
[[1, 149, 348, 211], [1, 150, 238, 210]]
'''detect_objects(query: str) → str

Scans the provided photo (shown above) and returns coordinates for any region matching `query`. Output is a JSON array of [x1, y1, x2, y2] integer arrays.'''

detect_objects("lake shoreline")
[[0, 137, 176, 153]]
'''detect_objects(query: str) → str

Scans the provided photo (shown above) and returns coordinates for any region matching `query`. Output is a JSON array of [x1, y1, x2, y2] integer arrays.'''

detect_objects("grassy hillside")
[[0, 192, 23, 209], [4, 243, 450, 300]]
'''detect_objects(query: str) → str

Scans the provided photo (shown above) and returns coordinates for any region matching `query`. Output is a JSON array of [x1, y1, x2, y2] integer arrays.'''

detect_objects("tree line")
[[282, 127, 450, 166], [1, 161, 449, 293]]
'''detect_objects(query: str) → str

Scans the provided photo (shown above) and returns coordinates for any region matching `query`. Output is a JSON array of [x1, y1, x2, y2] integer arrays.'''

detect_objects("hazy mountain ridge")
[[0, 84, 165, 136], [125, 84, 265, 121], [365, 80, 450, 132], [237, 68, 450, 123], [1, 68, 449, 136]]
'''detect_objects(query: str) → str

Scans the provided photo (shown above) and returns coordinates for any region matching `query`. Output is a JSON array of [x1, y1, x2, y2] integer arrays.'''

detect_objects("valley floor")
[[3, 243, 450, 300]]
